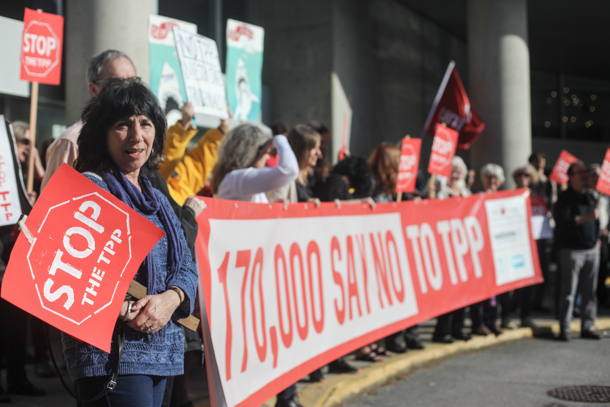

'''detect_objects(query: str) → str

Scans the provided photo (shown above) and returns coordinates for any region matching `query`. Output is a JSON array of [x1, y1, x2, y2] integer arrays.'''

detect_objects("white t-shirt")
[[216, 135, 298, 203]]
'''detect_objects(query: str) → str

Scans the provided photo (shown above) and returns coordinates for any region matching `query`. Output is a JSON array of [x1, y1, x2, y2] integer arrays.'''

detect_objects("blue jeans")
[[75, 375, 167, 407]]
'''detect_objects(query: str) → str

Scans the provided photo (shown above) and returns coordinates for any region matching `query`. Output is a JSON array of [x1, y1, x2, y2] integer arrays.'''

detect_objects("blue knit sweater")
[[61, 173, 198, 380]]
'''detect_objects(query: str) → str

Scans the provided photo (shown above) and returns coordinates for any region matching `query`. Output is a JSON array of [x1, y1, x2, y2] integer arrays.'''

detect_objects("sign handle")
[[26, 81, 39, 194]]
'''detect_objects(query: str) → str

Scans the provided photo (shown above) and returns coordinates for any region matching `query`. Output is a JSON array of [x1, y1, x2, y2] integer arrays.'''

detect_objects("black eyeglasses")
[[92, 76, 141, 85]]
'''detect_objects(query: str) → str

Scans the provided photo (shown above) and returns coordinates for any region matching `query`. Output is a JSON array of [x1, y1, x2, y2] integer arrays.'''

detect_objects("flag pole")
[[26, 8, 43, 195]]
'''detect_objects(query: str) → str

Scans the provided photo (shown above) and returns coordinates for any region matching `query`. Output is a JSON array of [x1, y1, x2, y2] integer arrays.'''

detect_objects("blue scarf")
[[103, 168, 184, 295]]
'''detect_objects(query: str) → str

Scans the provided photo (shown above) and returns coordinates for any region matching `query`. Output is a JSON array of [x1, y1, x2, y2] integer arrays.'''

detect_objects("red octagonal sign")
[[1, 165, 164, 352], [27, 193, 132, 325], [20, 8, 64, 85]]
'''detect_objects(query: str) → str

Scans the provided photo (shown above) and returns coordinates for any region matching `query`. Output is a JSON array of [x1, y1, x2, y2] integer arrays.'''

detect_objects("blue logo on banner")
[[511, 255, 525, 269]]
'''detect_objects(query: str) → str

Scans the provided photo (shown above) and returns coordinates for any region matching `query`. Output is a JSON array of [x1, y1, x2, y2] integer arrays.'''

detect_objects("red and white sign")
[[549, 150, 579, 185], [530, 195, 552, 240], [596, 148, 610, 196], [19, 8, 64, 85], [195, 189, 542, 407], [396, 138, 421, 193], [423, 61, 485, 150], [1, 164, 164, 352], [0, 118, 23, 226], [428, 125, 459, 178]]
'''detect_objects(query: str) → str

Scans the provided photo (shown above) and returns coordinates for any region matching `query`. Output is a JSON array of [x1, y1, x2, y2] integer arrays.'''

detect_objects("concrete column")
[[65, 0, 154, 124], [467, 0, 531, 188]]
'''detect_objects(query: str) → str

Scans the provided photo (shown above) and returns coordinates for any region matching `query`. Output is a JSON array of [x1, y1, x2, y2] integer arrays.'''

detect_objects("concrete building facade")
[[0, 0, 607, 185]]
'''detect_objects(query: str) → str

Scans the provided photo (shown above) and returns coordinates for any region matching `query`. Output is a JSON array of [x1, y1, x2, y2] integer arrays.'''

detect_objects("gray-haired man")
[[41, 50, 136, 189]]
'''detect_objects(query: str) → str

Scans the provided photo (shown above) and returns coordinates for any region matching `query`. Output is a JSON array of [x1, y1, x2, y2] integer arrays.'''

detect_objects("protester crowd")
[[0, 49, 605, 407]]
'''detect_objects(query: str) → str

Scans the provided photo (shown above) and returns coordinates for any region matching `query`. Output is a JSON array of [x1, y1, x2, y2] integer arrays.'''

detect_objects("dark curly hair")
[[74, 79, 167, 175], [332, 156, 374, 199]]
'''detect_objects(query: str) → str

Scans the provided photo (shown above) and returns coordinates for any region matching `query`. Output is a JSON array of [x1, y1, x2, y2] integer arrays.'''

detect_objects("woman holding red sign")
[[63, 79, 198, 407]]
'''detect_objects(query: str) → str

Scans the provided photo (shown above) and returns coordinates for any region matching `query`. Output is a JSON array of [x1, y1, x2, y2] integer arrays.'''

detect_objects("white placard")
[[484, 196, 535, 286], [173, 27, 228, 120]]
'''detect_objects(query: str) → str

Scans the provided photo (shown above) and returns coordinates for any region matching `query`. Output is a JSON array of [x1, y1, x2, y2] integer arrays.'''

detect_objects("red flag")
[[423, 61, 485, 150]]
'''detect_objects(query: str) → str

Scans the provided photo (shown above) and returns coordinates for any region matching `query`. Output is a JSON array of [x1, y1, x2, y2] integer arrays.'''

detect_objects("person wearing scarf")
[[61, 79, 198, 407]]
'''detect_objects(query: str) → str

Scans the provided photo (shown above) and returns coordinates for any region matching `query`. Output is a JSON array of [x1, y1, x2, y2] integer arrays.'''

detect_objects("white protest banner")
[[195, 189, 543, 407], [0, 117, 23, 226], [173, 27, 228, 120]]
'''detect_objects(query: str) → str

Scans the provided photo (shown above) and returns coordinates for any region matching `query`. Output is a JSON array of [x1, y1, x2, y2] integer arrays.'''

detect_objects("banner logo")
[[150, 22, 180, 40]]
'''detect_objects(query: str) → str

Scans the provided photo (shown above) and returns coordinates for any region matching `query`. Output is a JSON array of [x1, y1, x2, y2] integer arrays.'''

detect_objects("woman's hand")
[[274, 198, 290, 210], [126, 291, 182, 334], [307, 198, 321, 208]]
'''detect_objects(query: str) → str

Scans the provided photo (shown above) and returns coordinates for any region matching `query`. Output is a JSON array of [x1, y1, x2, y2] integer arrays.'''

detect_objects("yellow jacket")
[[158, 122, 199, 181], [166, 125, 226, 205]]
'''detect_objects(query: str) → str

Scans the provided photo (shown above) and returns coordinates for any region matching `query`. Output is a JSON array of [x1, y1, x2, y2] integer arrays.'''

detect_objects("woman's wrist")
[[167, 286, 184, 304]]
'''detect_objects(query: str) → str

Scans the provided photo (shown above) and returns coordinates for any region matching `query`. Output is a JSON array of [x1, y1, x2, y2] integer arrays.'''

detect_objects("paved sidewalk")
[[5, 315, 608, 406], [182, 313, 610, 407]]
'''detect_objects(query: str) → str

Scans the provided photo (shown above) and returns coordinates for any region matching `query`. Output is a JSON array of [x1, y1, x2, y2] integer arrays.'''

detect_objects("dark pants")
[[534, 239, 552, 309], [557, 248, 599, 334], [385, 325, 420, 349], [433, 308, 465, 339], [515, 285, 535, 320], [470, 298, 497, 329], [499, 292, 512, 320], [0, 297, 28, 385], [75, 375, 167, 407], [277, 384, 296, 401], [597, 238, 609, 306]]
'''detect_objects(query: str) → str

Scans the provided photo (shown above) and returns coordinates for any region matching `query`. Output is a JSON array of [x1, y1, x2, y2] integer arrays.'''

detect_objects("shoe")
[[309, 368, 324, 382], [432, 334, 455, 344], [580, 330, 601, 340], [501, 318, 517, 329], [489, 325, 504, 336], [35, 360, 57, 378], [0, 386, 10, 404], [556, 332, 570, 341], [520, 318, 538, 329], [7, 380, 46, 396], [275, 394, 303, 407], [406, 339, 426, 350], [473, 326, 492, 336], [328, 359, 359, 374], [386, 344, 408, 354], [453, 332, 472, 341]]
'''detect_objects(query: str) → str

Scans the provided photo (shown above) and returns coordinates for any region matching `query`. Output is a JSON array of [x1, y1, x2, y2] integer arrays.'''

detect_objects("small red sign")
[[19, 8, 64, 85], [428, 125, 459, 177], [530, 195, 548, 216], [596, 148, 610, 196], [1, 165, 164, 352], [549, 150, 579, 185], [396, 138, 421, 193]]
